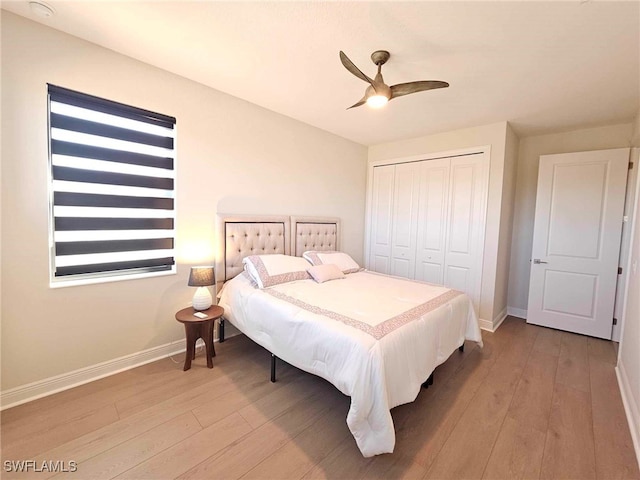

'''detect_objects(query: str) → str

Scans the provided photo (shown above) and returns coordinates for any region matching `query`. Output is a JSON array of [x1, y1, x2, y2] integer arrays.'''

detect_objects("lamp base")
[[192, 287, 212, 311]]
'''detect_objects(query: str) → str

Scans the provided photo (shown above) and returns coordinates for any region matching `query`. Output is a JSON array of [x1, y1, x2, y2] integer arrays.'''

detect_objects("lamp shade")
[[188, 266, 215, 287]]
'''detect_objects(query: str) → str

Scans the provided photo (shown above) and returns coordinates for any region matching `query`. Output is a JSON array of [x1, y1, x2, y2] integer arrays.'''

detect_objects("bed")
[[215, 214, 483, 457]]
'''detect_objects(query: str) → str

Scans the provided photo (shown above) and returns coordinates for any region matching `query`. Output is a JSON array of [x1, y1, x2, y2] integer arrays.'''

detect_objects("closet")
[[366, 152, 489, 313]]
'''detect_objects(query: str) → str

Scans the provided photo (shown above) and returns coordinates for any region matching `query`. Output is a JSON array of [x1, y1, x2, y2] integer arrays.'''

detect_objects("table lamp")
[[188, 266, 215, 311]]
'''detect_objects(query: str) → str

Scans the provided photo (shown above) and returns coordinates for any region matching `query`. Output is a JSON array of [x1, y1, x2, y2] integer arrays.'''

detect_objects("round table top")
[[175, 305, 224, 324]]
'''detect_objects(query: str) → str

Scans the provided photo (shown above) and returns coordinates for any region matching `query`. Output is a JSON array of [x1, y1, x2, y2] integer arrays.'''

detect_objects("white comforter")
[[218, 271, 482, 457]]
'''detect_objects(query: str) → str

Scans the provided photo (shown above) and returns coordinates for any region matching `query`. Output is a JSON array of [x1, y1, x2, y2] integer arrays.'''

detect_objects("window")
[[48, 84, 176, 285]]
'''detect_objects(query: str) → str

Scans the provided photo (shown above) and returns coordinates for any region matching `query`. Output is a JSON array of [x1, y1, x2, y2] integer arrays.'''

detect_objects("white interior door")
[[368, 165, 395, 274], [443, 154, 488, 312], [390, 163, 421, 278], [527, 148, 629, 339], [415, 158, 450, 284]]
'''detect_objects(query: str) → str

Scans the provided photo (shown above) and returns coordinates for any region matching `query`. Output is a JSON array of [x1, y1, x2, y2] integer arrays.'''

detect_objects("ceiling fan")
[[339, 50, 449, 109]]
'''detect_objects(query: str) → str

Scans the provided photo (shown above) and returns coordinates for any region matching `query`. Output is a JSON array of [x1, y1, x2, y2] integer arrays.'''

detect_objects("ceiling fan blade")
[[390, 81, 449, 99], [347, 95, 367, 109], [340, 51, 374, 86]]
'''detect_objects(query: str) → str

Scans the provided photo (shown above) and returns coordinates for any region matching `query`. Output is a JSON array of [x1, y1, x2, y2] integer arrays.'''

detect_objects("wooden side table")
[[175, 305, 224, 371]]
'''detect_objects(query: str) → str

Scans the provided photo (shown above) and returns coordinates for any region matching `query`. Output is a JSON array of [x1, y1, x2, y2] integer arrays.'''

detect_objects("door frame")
[[364, 145, 491, 320], [613, 147, 639, 341]]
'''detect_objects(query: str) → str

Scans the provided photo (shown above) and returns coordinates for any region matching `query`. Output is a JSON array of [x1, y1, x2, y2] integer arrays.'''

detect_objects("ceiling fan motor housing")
[[366, 83, 391, 99]]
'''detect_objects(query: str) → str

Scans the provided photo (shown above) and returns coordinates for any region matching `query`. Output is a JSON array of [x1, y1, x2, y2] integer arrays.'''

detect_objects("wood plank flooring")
[[1, 317, 638, 479]]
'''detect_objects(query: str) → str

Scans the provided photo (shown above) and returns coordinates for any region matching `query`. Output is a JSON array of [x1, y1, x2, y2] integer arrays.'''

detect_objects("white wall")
[[507, 123, 635, 314], [0, 12, 367, 393], [368, 121, 510, 325], [634, 111, 640, 145], [617, 110, 640, 467], [493, 123, 519, 324]]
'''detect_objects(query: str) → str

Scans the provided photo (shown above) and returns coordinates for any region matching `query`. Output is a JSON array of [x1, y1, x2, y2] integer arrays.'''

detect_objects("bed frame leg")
[[422, 372, 434, 389], [271, 354, 277, 383], [459, 342, 464, 352], [219, 317, 225, 343]]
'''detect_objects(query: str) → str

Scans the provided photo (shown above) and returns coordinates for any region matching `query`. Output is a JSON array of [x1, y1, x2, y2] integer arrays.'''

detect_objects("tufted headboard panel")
[[215, 215, 290, 282], [290, 216, 341, 257]]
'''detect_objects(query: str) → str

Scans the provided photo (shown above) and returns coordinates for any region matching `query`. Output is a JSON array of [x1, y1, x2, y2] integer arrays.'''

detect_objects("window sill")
[[49, 267, 177, 288]]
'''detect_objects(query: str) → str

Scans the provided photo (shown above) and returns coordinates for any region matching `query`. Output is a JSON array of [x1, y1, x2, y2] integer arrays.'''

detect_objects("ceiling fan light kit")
[[339, 49, 449, 110], [366, 95, 389, 108]]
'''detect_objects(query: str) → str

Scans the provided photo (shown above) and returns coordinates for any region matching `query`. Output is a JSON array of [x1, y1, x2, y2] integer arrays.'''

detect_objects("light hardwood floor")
[[1, 317, 638, 479]]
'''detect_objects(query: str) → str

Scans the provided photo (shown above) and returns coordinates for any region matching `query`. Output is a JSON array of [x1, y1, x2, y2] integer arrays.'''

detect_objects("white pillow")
[[243, 254, 311, 289], [303, 251, 361, 274], [307, 264, 346, 283]]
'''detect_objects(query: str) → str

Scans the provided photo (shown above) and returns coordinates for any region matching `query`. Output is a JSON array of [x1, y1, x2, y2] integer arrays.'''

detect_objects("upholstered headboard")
[[215, 214, 341, 284], [215, 215, 290, 283], [290, 216, 340, 257]]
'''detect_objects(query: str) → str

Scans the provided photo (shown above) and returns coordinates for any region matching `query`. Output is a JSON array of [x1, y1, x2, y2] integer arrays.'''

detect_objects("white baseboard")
[[493, 307, 507, 331], [478, 307, 508, 333], [1, 338, 199, 411], [478, 318, 493, 331], [616, 361, 640, 472], [507, 306, 527, 319]]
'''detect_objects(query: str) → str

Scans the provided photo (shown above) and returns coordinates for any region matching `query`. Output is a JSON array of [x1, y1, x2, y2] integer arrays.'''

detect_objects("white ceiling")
[[3, 1, 639, 146]]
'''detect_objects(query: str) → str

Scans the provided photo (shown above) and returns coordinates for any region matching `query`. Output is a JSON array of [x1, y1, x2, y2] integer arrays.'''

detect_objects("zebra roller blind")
[[48, 84, 177, 282]]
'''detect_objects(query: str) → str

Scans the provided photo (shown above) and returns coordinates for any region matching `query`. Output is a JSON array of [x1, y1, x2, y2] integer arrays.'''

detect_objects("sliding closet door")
[[367, 152, 488, 313], [414, 159, 450, 284], [368, 165, 395, 274], [443, 154, 487, 310], [390, 162, 421, 278]]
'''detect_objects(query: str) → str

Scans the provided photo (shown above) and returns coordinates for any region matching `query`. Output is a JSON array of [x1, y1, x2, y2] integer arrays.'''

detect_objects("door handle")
[[533, 259, 548, 264]]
